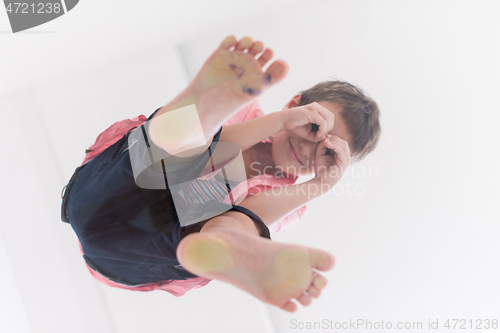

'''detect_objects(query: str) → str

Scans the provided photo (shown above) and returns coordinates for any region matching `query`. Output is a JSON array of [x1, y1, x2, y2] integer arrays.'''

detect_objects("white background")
[[1, 1, 499, 332]]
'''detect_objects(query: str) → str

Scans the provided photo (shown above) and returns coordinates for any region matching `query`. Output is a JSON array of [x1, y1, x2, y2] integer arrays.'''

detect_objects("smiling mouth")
[[289, 139, 304, 166]]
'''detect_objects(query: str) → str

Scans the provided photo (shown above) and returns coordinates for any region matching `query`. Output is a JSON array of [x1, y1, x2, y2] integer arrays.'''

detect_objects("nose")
[[298, 140, 317, 165]]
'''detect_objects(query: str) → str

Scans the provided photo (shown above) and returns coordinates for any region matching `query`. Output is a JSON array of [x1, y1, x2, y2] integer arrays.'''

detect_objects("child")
[[62, 36, 381, 312]]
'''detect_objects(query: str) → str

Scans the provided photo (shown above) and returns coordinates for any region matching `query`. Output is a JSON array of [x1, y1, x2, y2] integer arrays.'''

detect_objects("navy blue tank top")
[[64, 109, 270, 286]]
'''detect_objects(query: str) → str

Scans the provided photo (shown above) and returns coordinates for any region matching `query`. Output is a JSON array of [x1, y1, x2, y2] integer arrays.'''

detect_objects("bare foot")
[[148, 36, 289, 153], [176, 228, 335, 312], [192, 35, 289, 118]]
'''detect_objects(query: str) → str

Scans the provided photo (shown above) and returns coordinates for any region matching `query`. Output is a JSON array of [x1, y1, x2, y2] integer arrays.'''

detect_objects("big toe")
[[265, 60, 288, 86], [309, 248, 335, 271]]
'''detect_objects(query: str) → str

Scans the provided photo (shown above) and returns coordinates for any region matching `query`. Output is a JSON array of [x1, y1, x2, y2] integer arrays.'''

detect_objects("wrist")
[[273, 110, 287, 133]]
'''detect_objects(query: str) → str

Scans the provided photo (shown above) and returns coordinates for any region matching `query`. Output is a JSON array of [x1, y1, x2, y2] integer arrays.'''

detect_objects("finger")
[[314, 141, 335, 172], [309, 112, 329, 139], [324, 139, 344, 158], [316, 153, 335, 167], [308, 129, 324, 143], [315, 156, 335, 176], [328, 136, 351, 160], [328, 135, 350, 150], [325, 139, 350, 168], [315, 106, 335, 136], [315, 140, 328, 157], [312, 112, 328, 139], [293, 124, 319, 143], [326, 135, 349, 155]]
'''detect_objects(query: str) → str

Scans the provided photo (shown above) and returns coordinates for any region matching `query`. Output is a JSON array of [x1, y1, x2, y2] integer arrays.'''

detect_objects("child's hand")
[[313, 135, 351, 188], [282, 102, 335, 142]]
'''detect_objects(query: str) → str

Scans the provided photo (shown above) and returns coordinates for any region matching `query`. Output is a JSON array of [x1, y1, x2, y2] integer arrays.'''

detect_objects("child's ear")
[[283, 94, 302, 110]]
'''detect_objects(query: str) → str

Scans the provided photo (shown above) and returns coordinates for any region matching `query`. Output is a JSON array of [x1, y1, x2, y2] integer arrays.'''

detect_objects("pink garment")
[[81, 115, 148, 165], [78, 100, 307, 296]]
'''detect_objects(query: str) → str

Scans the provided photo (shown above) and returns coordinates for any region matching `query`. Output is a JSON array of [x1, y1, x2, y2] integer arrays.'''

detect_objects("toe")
[[312, 272, 328, 290], [296, 292, 313, 306], [306, 285, 322, 298], [280, 300, 298, 313], [309, 249, 336, 271], [306, 272, 322, 298], [220, 35, 237, 49], [248, 41, 264, 56], [235, 36, 253, 52], [264, 60, 288, 85], [257, 48, 274, 66], [307, 285, 321, 298]]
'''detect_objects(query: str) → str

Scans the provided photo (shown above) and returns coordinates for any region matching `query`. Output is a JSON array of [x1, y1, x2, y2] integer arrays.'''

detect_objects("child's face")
[[271, 95, 354, 178]]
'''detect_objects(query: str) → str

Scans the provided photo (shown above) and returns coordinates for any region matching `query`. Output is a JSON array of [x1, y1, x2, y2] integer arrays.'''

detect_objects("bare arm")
[[236, 178, 326, 227], [218, 102, 339, 152], [237, 134, 352, 227], [218, 111, 285, 152]]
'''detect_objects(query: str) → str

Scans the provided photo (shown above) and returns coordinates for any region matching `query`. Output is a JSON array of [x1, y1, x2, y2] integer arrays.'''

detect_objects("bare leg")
[[177, 213, 335, 312]]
